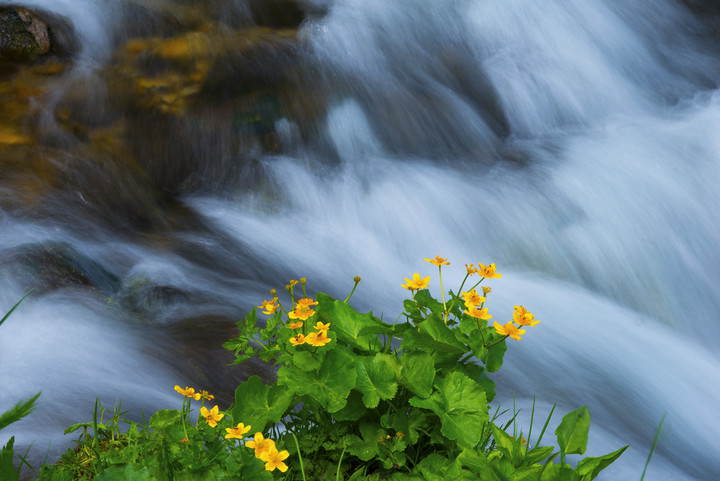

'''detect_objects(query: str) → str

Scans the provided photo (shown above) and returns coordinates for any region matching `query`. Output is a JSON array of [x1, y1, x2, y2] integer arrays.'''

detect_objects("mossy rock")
[[0, 6, 50, 61]]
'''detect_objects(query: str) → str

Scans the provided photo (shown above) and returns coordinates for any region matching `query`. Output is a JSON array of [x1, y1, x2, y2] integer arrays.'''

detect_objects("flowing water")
[[1, 0, 720, 479]]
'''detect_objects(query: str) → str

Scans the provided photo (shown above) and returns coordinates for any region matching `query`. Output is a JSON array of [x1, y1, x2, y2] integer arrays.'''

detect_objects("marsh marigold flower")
[[296, 297, 318, 307], [493, 321, 525, 341], [174, 385, 201, 400], [260, 446, 290, 472], [465, 263, 478, 275], [199, 390, 215, 401], [465, 305, 492, 320], [513, 305, 540, 326], [225, 422, 251, 439], [287, 321, 303, 329], [289, 333, 306, 346], [477, 262, 502, 279], [200, 405, 224, 427], [313, 321, 331, 332], [424, 255, 450, 266], [258, 298, 279, 315], [288, 303, 316, 321], [461, 289, 485, 308], [482, 286, 492, 296], [247, 432, 276, 459], [401, 273, 430, 291], [306, 330, 332, 347]]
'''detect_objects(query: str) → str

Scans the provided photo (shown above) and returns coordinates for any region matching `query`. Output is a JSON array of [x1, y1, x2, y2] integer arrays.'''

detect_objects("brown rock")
[[0, 6, 51, 61]]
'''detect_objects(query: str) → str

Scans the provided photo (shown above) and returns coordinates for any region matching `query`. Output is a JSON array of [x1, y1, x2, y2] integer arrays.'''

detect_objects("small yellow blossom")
[[260, 446, 290, 472], [465, 305, 492, 320], [289, 333, 306, 346], [493, 321, 526, 341], [247, 432, 276, 459], [312, 321, 331, 332], [401, 273, 431, 291], [200, 405, 224, 427], [287, 280, 298, 288], [287, 321, 303, 329], [174, 385, 202, 400], [258, 298, 279, 315], [395, 432, 405, 439], [306, 330, 332, 347], [513, 305, 540, 326], [461, 289, 485, 308], [200, 390, 215, 401], [288, 303, 316, 321], [482, 286, 492, 296], [465, 263, 478, 275], [180, 438, 189, 444], [225, 422, 252, 439], [296, 297, 318, 307], [424, 255, 450, 266], [477, 262, 502, 279]]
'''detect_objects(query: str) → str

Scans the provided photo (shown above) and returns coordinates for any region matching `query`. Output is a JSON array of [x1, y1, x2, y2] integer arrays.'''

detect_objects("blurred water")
[[2, 0, 720, 479]]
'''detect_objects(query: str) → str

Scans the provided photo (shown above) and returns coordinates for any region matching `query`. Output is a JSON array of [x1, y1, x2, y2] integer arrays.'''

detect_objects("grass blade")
[[640, 414, 666, 481]]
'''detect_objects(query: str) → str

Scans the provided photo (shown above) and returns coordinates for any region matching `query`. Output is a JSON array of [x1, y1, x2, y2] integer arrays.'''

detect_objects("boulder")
[[0, 6, 51, 61]]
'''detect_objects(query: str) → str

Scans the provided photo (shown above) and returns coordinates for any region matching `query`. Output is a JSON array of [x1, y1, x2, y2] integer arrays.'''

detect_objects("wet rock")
[[0, 6, 51, 61], [201, 27, 299, 98], [3, 242, 121, 295], [162, 316, 277, 405], [247, 0, 306, 29]]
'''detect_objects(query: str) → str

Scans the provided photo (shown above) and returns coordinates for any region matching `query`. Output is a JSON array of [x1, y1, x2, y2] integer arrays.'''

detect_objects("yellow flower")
[[465, 263, 478, 275], [258, 298, 279, 315], [174, 385, 202, 401], [289, 333, 306, 346], [287, 321, 303, 329], [461, 289, 485, 308], [296, 297, 318, 307], [401, 273, 430, 291], [312, 321, 331, 332], [200, 390, 215, 401], [477, 262, 502, 279], [465, 305, 492, 320], [260, 446, 290, 472], [200, 405, 224, 427], [306, 330, 332, 347], [288, 303, 316, 321], [482, 286, 492, 296], [247, 432, 276, 459], [287, 280, 298, 287], [225, 422, 252, 439], [424, 255, 450, 266], [513, 305, 540, 326], [493, 321, 526, 341]]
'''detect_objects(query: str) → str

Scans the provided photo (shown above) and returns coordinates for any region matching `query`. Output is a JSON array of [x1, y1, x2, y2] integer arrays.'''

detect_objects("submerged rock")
[[0, 6, 50, 61]]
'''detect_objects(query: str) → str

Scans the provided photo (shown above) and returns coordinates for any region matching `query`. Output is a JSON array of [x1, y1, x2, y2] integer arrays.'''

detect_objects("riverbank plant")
[[20, 258, 627, 480]]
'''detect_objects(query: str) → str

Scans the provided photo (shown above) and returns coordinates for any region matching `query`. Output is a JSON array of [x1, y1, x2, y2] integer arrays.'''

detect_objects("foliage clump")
[[9, 258, 628, 480]]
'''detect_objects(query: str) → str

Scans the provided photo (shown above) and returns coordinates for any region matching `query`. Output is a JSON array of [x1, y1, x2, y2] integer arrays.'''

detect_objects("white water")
[[2, 0, 720, 479]]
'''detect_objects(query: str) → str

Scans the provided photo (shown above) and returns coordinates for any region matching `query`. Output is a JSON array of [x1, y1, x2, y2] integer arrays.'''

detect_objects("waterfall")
[[1, 0, 719, 479]]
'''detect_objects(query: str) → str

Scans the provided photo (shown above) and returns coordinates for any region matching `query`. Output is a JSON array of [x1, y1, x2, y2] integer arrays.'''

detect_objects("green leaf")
[[149, 409, 182, 430], [457, 448, 489, 473], [555, 406, 590, 455], [232, 376, 294, 432], [0, 392, 41, 431], [414, 289, 444, 312], [332, 390, 367, 422], [491, 424, 517, 460], [409, 371, 489, 449], [0, 436, 18, 481], [398, 351, 435, 398], [509, 465, 544, 481], [292, 349, 322, 371], [316, 294, 383, 351], [94, 464, 154, 481], [0, 290, 32, 328], [418, 313, 467, 351], [524, 446, 555, 465], [356, 354, 398, 408], [576, 445, 628, 480], [278, 348, 357, 412]]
